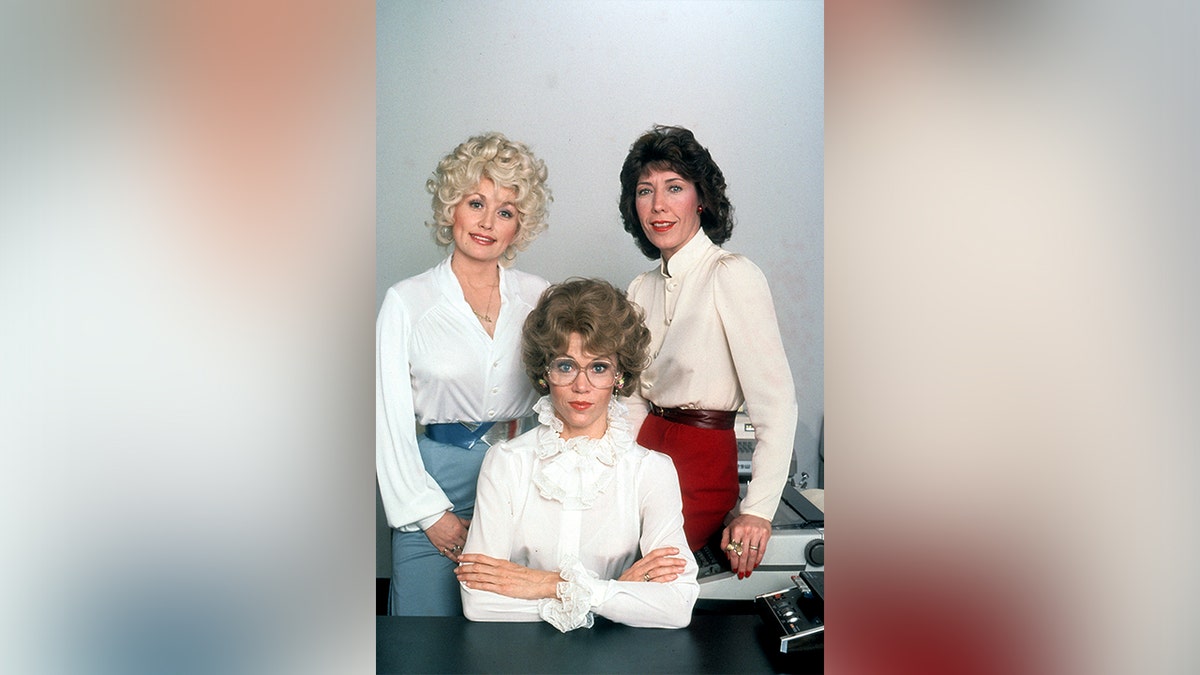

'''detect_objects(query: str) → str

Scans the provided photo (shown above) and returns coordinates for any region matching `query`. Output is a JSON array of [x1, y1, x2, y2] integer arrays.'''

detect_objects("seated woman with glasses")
[[454, 278, 698, 631]]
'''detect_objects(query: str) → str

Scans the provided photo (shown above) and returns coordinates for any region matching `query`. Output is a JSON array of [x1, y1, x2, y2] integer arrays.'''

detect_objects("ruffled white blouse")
[[460, 397, 699, 631]]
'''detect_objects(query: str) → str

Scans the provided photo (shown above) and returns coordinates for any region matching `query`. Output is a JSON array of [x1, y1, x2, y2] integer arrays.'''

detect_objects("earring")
[[615, 375, 626, 391], [537, 377, 547, 390], [697, 206, 703, 213]]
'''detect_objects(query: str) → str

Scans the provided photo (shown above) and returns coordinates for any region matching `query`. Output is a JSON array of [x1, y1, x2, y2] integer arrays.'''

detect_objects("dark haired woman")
[[618, 125, 798, 581]]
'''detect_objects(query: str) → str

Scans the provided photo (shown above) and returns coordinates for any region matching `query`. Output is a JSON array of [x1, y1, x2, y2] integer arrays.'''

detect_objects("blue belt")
[[424, 422, 496, 450]]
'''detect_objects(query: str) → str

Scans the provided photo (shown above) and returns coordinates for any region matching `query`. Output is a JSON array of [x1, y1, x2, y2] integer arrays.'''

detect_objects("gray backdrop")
[[377, 0, 824, 576]]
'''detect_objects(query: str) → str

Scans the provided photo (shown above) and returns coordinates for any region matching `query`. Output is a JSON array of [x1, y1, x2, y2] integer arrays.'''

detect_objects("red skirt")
[[637, 413, 739, 551]]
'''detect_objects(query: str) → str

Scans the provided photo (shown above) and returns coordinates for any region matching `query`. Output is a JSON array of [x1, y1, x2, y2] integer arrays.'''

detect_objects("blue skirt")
[[388, 434, 487, 616]]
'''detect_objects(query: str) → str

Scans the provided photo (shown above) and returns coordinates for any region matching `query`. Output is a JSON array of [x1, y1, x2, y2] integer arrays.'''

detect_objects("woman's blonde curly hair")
[[426, 132, 552, 266]]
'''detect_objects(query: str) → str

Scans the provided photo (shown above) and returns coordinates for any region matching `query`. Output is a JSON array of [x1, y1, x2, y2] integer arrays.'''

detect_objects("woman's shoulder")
[[627, 444, 676, 473], [480, 430, 539, 474], [627, 267, 659, 294], [510, 424, 545, 447], [379, 266, 442, 321], [505, 268, 552, 300], [387, 264, 442, 301], [707, 250, 772, 297], [490, 426, 543, 459], [710, 249, 764, 276]]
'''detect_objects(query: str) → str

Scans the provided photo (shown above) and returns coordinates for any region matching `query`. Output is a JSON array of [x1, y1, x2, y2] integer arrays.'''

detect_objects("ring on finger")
[[643, 573, 651, 582], [749, 544, 760, 551]]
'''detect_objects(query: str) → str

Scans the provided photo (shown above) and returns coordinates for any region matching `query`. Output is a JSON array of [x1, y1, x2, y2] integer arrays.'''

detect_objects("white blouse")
[[460, 397, 699, 631], [626, 232, 799, 523], [376, 255, 549, 531]]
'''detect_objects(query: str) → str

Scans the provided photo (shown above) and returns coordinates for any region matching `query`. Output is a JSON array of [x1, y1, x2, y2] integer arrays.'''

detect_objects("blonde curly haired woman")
[[377, 132, 552, 615]]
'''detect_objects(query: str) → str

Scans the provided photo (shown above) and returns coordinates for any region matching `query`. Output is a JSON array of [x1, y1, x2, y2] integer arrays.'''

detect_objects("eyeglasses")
[[545, 357, 618, 388]]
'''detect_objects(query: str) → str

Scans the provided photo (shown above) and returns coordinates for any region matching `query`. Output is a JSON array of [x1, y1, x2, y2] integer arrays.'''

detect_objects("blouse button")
[[491, 386, 499, 394], [487, 409, 496, 418]]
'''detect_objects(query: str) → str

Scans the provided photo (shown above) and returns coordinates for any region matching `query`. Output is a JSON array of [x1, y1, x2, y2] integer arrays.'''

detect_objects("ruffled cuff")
[[537, 558, 597, 632]]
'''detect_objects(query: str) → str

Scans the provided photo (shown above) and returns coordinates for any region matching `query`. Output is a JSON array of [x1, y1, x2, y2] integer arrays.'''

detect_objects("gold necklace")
[[453, 261, 499, 324], [472, 285, 496, 324]]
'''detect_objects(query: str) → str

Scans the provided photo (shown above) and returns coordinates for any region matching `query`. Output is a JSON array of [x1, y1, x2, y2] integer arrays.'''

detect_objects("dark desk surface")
[[377, 613, 822, 674]]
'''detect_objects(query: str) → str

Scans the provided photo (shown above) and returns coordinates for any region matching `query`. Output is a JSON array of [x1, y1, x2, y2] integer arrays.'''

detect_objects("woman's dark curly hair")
[[522, 278, 650, 396], [618, 125, 734, 260]]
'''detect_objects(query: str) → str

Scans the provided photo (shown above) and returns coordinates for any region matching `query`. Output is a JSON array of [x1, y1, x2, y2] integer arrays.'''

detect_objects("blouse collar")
[[437, 252, 510, 301], [530, 396, 634, 510], [658, 230, 714, 279]]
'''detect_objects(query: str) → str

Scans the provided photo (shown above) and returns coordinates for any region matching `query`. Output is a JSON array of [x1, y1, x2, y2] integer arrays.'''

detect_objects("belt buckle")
[[479, 416, 537, 447], [454, 421, 489, 450], [479, 423, 505, 448]]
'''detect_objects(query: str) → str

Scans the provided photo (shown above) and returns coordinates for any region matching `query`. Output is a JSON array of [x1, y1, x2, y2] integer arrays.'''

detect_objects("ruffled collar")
[[531, 396, 634, 510]]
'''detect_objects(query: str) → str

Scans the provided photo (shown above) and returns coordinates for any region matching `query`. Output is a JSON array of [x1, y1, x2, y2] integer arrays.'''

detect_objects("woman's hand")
[[617, 547, 688, 584], [721, 514, 772, 578], [455, 553, 563, 600], [423, 511, 470, 563]]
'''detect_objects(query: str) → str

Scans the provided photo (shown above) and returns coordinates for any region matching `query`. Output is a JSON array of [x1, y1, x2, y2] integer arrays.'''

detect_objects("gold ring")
[[749, 545, 759, 551], [643, 573, 651, 582], [725, 541, 744, 556]]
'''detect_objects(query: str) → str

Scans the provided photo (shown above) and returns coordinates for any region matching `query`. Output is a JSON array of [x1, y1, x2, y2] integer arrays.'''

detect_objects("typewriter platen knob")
[[804, 539, 824, 567]]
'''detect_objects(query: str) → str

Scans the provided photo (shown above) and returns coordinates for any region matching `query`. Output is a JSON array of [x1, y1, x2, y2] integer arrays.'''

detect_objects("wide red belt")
[[648, 403, 737, 430]]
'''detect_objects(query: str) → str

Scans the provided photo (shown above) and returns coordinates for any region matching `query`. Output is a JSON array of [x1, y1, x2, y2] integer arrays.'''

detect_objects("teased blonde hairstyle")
[[426, 132, 552, 265]]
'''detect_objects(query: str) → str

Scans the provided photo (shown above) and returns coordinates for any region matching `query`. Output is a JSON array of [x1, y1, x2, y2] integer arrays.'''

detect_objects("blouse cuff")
[[416, 510, 449, 531], [537, 557, 596, 632]]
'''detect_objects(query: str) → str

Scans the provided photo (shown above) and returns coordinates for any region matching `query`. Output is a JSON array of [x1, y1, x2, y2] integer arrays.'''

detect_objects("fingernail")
[[746, 571, 752, 578]]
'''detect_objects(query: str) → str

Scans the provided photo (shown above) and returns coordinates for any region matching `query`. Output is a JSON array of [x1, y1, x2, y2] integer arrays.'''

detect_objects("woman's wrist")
[[545, 572, 566, 599]]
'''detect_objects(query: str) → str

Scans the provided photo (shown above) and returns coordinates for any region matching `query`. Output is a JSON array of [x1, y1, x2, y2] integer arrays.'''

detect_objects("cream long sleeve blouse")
[[460, 397, 699, 631], [376, 254, 549, 531], [625, 232, 799, 523]]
